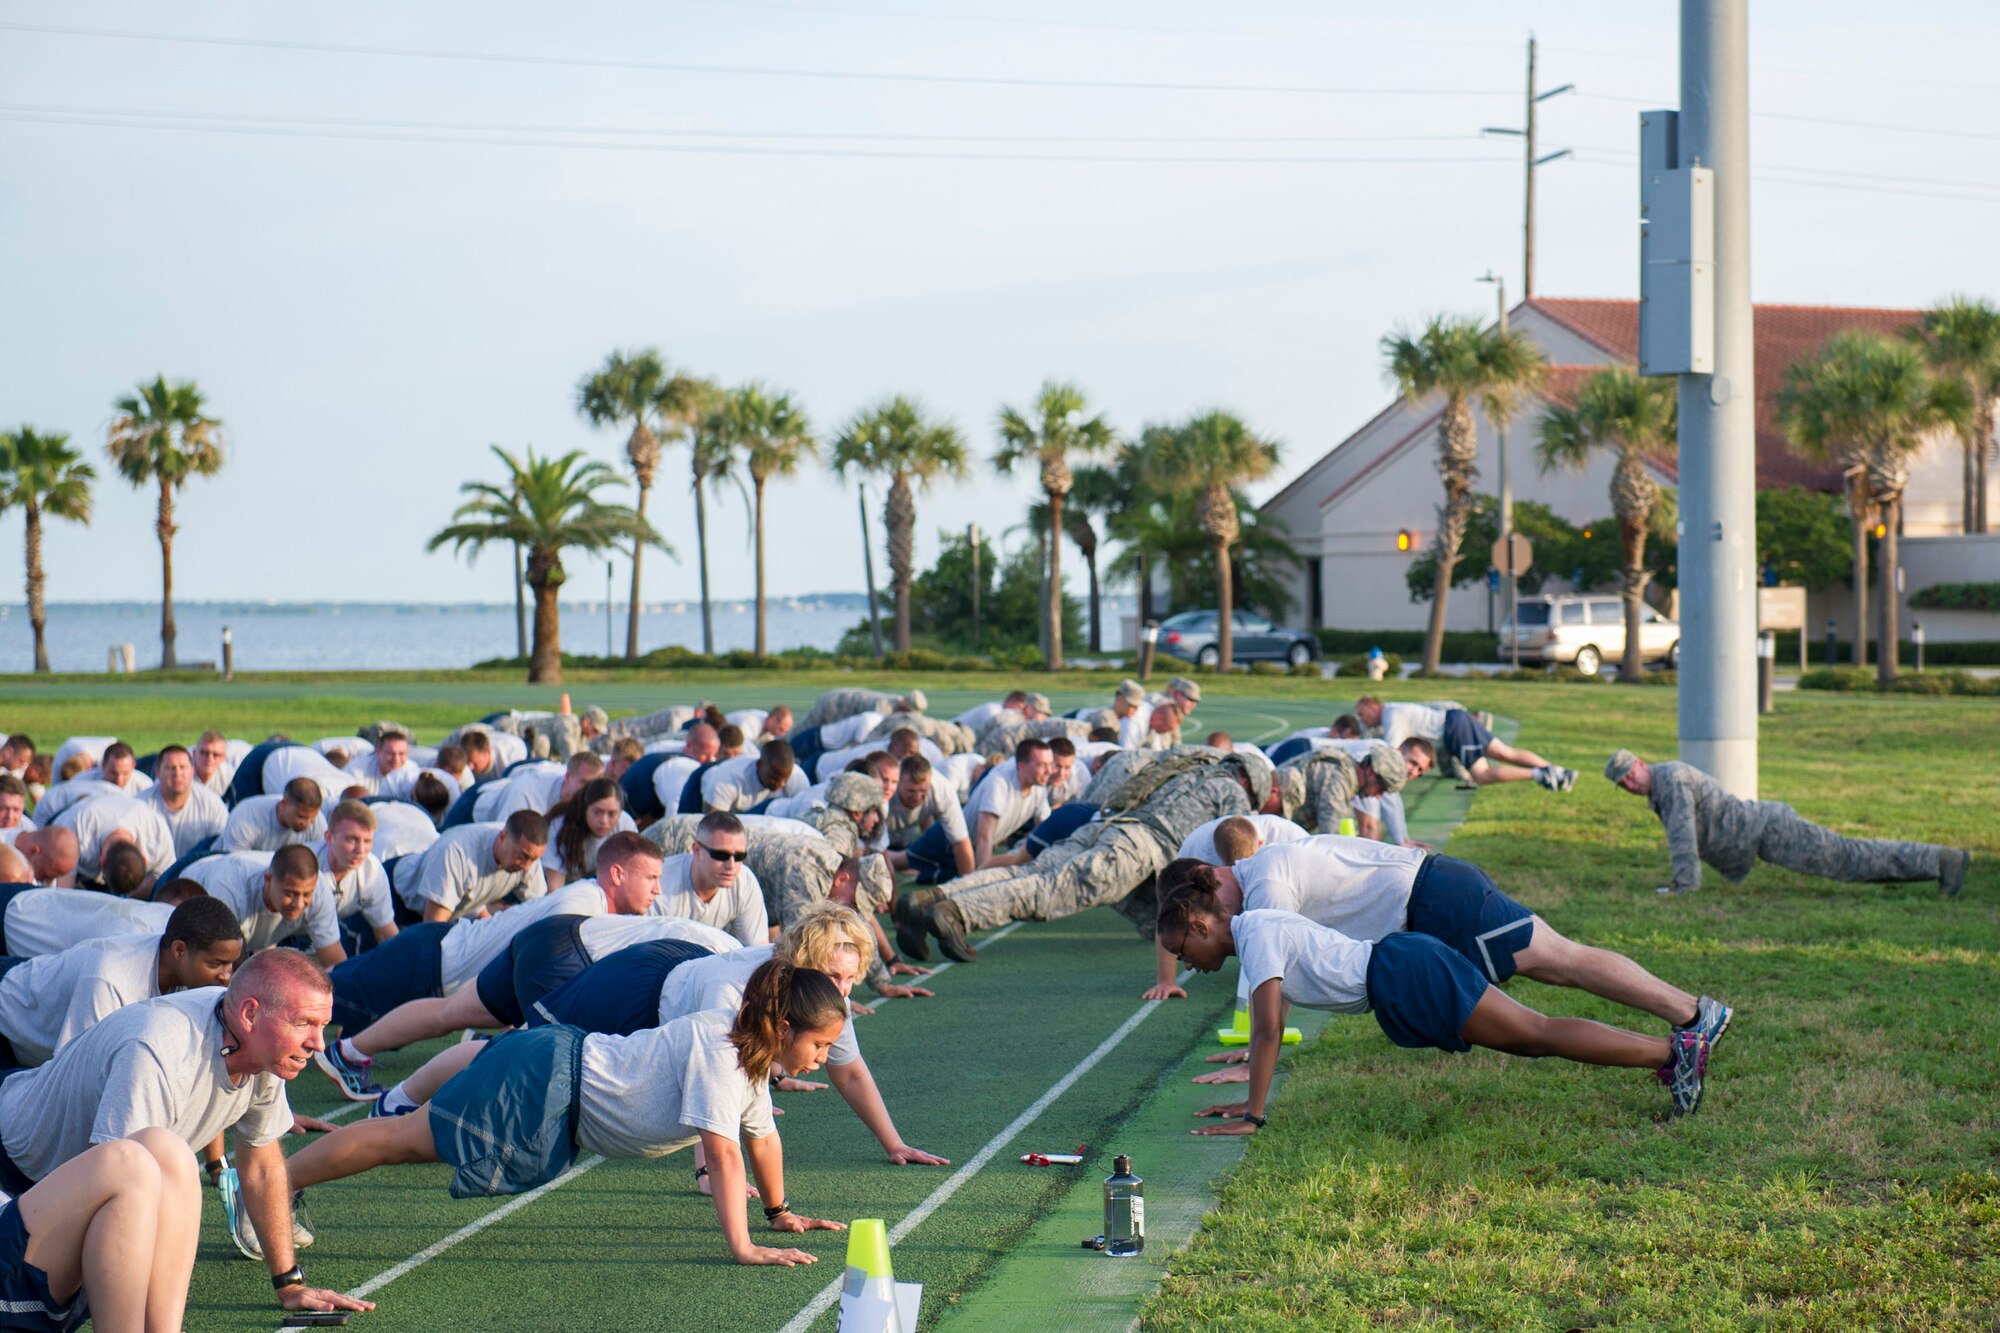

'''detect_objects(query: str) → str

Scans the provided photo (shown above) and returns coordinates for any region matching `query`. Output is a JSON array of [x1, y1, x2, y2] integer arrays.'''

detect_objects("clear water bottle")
[[1103, 1155, 1144, 1257]]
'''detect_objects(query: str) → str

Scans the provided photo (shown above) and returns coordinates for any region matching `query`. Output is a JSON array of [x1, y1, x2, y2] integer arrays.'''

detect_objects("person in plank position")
[[1356, 695, 1576, 792], [282, 959, 851, 1267], [1154, 884, 1716, 1132], [0, 896, 242, 1069], [1604, 749, 1971, 896]]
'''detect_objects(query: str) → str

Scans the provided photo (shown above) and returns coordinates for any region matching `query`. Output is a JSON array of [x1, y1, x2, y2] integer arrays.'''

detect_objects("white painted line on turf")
[[776, 969, 1197, 1333], [271, 1154, 609, 1328], [1245, 711, 1292, 744]]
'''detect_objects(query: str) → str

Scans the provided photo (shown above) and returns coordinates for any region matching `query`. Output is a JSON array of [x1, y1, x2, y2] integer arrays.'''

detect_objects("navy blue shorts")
[[787, 726, 825, 773], [439, 785, 482, 831], [1025, 803, 1099, 856], [328, 920, 450, 1033], [676, 761, 723, 815], [476, 917, 591, 1028], [0, 1199, 87, 1333], [0, 1100, 34, 1195], [154, 839, 220, 895], [0, 886, 30, 956], [902, 823, 960, 885], [1366, 932, 1489, 1053], [529, 939, 713, 1035], [1404, 854, 1536, 983], [429, 1024, 584, 1199], [619, 754, 670, 824], [1440, 709, 1495, 770]]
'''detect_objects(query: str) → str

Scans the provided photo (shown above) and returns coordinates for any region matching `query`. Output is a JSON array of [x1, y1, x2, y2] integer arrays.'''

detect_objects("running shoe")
[[926, 898, 978, 964], [1533, 766, 1556, 790], [1555, 766, 1578, 792], [291, 1191, 316, 1250], [314, 1042, 382, 1102], [1665, 1030, 1711, 1117], [217, 1165, 259, 1259], [893, 888, 940, 963], [1674, 995, 1734, 1051], [1938, 847, 1970, 898], [369, 1088, 418, 1119]]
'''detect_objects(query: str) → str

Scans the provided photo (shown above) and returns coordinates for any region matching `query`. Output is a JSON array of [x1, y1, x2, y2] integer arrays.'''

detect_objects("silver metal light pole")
[[1675, 0, 1759, 795]]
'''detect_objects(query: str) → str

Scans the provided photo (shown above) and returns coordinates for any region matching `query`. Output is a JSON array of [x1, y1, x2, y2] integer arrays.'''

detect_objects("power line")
[[1577, 91, 2000, 143], [0, 109, 1521, 166], [1568, 154, 2000, 205], [0, 21, 1514, 97], [0, 101, 1483, 147]]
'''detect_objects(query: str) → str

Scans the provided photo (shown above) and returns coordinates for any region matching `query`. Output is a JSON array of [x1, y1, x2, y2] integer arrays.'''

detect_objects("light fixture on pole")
[[1481, 35, 1575, 297]]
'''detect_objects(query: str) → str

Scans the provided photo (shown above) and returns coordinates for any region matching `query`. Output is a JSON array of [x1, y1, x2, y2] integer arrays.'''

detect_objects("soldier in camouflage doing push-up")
[[895, 749, 1278, 963], [1605, 750, 1971, 897]]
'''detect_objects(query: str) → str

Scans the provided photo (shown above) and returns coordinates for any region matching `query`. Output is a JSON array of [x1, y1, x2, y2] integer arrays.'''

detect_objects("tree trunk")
[[1085, 546, 1102, 655], [25, 499, 48, 674], [156, 479, 178, 670], [1137, 551, 1151, 627], [1877, 496, 1901, 685], [693, 471, 714, 655], [886, 474, 915, 653], [1850, 485, 1870, 669], [1044, 489, 1064, 671], [1619, 515, 1648, 683], [529, 577, 563, 684], [1980, 402, 1994, 534], [753, 475, 768, 659], [625, 480, 649, 659], [1963, 436, 1977, 535], [1215, 540, 1235, 671]]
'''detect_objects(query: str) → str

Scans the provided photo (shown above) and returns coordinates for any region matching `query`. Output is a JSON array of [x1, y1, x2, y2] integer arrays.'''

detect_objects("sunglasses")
[[696, 842, 748, 863]]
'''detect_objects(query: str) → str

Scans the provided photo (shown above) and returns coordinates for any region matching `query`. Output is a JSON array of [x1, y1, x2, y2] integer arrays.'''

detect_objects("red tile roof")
[[1525, 297, 1926, 492]]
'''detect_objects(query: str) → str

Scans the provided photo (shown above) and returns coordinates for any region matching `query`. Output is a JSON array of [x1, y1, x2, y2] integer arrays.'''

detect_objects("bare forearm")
[[701, 1134, 756, 1258], [237, 1142, 297, 1275], [829, 1062, 900, 1151], [951, 838, 975, 875]]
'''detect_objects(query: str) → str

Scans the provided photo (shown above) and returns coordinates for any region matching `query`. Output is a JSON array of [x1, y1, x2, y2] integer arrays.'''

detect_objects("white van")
[[1500, 594, 1680, 674]]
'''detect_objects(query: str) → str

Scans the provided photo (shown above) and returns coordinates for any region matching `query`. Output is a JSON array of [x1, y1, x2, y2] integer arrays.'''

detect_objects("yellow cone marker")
[[839, 1218, 921, 1333]]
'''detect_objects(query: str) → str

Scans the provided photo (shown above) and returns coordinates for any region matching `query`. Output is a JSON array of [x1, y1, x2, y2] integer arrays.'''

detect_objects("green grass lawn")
[[6, 674, 1995, 1329]]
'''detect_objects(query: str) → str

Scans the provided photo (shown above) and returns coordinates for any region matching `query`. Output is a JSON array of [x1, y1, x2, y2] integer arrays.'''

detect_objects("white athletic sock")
[[338, 1037, 370, 1065], [381, 1083, 416, 1114]]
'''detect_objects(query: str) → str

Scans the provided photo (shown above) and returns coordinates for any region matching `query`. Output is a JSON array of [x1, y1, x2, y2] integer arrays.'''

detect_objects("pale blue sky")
[[1, 1, 1993, 607]]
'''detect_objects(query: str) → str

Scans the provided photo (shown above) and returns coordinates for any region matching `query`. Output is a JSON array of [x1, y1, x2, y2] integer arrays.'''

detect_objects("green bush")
[[1771, 631, 2000, 668], [1910, 582, 2000, 612], [1247, 661, 1289, 677], [1800, 667, 2000, 696], [1288, 662, 1321, 678], [1332, 653, 1404, 679], [1800, 668, 1878, 692]]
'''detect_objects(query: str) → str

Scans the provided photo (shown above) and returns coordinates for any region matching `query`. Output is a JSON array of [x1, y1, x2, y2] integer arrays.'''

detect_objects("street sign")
[[1490, 533, 1534, 576]]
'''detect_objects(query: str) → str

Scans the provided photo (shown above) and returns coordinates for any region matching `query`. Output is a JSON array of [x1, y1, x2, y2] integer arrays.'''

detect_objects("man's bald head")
[[685, 722, 720, 763], [17, 827, 78, 882]]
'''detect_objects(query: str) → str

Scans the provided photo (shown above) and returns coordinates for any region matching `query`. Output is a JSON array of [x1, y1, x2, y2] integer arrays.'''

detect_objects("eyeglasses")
[[696, 842, 748, 863]]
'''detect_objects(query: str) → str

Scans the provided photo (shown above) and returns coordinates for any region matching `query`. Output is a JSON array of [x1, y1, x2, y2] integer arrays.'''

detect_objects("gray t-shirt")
[[183, 851, 341, 953], [0, 933, 161, 1066], [2, 890, 172, 957], [145, 782, 229, 857], [311, 841, 395, 931], [391, 822, 546, 920], [883, 779, 968, 850], [367, 801, 441, 861], [657, 943, 860, 1066], [220, 796, 326, 855], [648, 853, 768, 946], [573, 1009, 775, 1161], [0, 987, 293, 1183], [575, 914, 740, 966], [1236, 837, 1424, 943], [435, 879, 609, 991], [700, 755, 807, 813], [51, 794, 177, 880]]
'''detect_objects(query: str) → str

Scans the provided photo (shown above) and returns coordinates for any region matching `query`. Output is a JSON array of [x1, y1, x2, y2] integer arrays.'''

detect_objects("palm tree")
[[1912, 297, 2000, 534], [105, 376, 224, 669], [1143, 411, 1282, 671], [994, 381, 1117, 670], [1064, 460, 1123, 653], [0, 428, 95, 673], [725, 383, 817, 657], [576, 348, 677, 657], [831, 396, 969, 653], [430, 446, 670, 684], [1779, 331, 1969, 684], [1381, 316, 1547, 674], [683, 380, 738, 655], [1536, 369, 1677, 682]]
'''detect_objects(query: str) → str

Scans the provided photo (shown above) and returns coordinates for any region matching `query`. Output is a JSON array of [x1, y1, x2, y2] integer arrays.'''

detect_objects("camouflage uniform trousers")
[[1754, 803, 1943, 883], [797, 689, 903, 732], [944, 820, 1171, 931], [867, 711, 975, 756], [602, 705, 703, 747]]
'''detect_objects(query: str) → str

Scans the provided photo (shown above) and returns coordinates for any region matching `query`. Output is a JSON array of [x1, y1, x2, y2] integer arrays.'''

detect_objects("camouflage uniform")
[[795, 688, 919, 732], [489, 710, 584, 761], [1276, 750, 1359, 834], [601, 704, 705, 748], [1646, 760, 1944, 892], [644, 814, 896, 989], [866, 711, 976, 756], [1080, 748, 1167, 805], [939, 757, 1263, 933], [799, 773, 884, 858], [973, 717, 1094, 762]]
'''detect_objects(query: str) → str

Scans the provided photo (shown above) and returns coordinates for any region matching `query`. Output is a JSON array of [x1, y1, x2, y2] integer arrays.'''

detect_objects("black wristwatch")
[[763, 1199, 793, 1220], [1242, 1113, 1268, 1129], [271, 1264, 306, 1292]]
